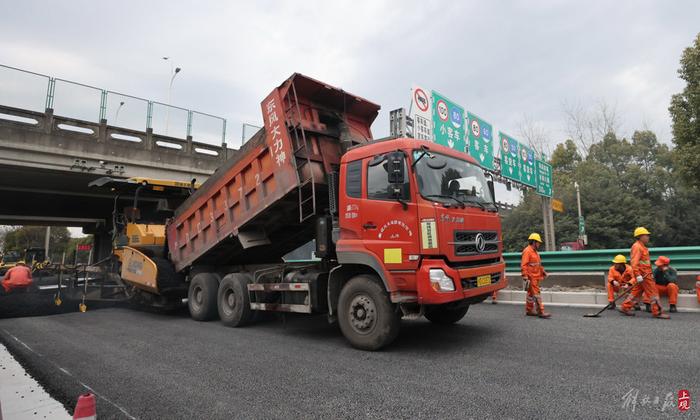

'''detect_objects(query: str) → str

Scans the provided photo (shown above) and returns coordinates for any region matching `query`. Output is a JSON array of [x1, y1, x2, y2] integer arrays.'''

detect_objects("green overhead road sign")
[[431, 91, 465, 152], [536, 160, 553, 197], [467, 112, 495, 170], [518, 142, 537, 187], [499, 132, 521, 182]]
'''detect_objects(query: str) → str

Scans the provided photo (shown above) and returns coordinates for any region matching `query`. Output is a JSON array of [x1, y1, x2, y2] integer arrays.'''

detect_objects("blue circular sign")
[[450, 108, 462, 128]]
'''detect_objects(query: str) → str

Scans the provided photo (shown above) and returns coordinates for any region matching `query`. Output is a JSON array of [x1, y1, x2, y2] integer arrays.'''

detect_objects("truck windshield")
[[413, 150, 495, 210]]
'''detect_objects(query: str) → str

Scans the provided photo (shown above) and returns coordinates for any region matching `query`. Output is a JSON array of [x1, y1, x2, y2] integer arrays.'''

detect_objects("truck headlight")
[[429, 269, 455, 292]]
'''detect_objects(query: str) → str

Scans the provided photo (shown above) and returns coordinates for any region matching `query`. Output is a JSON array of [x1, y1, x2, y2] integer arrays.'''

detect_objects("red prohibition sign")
[[414, 88, 429, 112], [436, 99, 449, 121]]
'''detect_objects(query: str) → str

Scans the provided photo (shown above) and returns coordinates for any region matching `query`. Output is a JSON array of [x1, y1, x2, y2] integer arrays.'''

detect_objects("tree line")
[[501, 33, 700, 252], [0, 226, 92, 262]]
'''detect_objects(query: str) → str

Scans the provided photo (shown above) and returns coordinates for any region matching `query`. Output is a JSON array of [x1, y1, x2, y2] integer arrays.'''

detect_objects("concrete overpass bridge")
[[0, 64, 240, 257]]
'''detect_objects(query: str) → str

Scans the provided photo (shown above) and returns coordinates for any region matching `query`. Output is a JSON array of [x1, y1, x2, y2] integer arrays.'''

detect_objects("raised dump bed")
[[167, 74, 379, 272]]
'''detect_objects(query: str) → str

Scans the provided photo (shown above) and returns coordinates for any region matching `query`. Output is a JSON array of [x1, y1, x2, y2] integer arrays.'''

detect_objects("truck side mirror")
[[387, 151, 405, 185], [487, 179, 495, 201]]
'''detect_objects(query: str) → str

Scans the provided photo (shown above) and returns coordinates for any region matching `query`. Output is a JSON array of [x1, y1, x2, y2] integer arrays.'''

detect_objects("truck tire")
[[424, 303, 470, 325], [188, 273, 219, 321], [338, 275, 400, 350], [217, 273, 255, 327]]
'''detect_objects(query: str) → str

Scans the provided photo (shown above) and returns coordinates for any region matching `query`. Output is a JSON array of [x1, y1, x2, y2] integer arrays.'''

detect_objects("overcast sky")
[[1, 0, 698, 232], [2, 0, 698, 146]]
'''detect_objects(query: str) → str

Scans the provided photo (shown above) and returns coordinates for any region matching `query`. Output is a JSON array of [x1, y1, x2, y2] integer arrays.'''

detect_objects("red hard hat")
[[654, 256, 670, 267]]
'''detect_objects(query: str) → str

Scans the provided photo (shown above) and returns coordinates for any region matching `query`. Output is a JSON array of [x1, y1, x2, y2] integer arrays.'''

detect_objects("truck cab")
[[163, 73, 506, 350], [335, 138, 506, 310]]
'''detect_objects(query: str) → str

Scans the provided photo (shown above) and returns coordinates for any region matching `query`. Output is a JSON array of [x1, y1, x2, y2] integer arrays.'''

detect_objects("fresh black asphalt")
[[1, 302, 697, 419]]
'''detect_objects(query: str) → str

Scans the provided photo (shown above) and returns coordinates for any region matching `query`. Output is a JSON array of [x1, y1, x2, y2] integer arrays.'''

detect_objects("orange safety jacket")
[[630, 241, 652, 283], [2, 265, 33, 292], [608, 264, 634, 285], [521, 245, 545, 281]]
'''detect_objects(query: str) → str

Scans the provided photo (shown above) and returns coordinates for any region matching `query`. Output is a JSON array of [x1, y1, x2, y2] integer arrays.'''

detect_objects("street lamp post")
[[162, 57, 182, 136], [114, 101, 125, 124]]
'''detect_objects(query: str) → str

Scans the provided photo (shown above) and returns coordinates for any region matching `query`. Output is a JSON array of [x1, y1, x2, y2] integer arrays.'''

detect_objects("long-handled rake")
[[583, 286, 633, 317]]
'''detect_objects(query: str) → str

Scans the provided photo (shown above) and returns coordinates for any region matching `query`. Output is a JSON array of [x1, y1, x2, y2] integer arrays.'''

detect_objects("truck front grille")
[[453, 230, 499, 256]]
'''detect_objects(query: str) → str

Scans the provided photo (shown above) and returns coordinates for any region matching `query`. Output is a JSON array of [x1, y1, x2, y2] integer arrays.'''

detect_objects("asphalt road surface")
[[0, 303, 697, 419]]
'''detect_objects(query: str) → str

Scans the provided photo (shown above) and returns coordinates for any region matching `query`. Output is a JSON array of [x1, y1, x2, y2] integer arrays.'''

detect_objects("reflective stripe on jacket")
[[630, 241, 652, 280], [521, 245, 545, 281]]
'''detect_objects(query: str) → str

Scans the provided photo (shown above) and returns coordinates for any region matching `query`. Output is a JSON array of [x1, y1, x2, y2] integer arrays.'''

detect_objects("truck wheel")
[[338, 275, 400, 350], [217, 273, 255, 327], [188, 273, 219, 321], [424, 303, 470, 325]]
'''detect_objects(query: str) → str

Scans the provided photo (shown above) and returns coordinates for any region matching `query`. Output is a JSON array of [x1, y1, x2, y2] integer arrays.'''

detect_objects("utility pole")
[[574, 181, 586, 246], [44, 226, 51, 258], [541, 196, 556, 251]]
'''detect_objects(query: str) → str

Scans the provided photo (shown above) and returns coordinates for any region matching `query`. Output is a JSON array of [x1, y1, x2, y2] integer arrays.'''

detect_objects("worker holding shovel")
[[522, 233, 551, 319], [618, 227, 670, 319], [606, 254, 635, 310]]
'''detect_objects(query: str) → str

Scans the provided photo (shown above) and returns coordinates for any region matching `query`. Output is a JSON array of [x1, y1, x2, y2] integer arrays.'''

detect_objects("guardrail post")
[[221, 119, 228, 160], [99, 90, 107, 123], [97, 90, 108, 143], [186, 110, 193, 138], [146, 101, 153, 131], [44, 77, 55, 112], [184, 110, 194, 155]]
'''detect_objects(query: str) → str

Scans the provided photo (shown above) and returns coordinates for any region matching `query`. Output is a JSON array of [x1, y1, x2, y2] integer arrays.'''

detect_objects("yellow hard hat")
[[612, 254, 627, 264], [633, 227, 650, 237], [528, 233, 543, 243]]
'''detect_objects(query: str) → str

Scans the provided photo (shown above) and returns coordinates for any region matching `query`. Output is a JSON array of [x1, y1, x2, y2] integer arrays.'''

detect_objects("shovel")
[[583, 286, 633, 317]]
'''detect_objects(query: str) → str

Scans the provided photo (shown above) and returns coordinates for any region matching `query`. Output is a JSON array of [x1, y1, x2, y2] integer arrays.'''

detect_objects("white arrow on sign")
[[448, 139, 454, 148], [479, 153, 485, 161], [509, 168, 513, 174]]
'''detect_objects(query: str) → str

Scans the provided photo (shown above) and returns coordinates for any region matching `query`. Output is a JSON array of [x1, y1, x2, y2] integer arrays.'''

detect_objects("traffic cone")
[[73, 392, 96, 420]]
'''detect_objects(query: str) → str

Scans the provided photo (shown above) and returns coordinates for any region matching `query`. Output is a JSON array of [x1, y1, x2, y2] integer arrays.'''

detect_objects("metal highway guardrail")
[[503, 246, 700, 272]]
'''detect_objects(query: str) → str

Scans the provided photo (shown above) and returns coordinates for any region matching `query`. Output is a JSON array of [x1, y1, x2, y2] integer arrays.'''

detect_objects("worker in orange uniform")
[[651, 256, 679, 313], [606, 254, 634, 310], [521, 233, 550, 318], [619, 227, 669, 319], [1, 261, 33, 294]]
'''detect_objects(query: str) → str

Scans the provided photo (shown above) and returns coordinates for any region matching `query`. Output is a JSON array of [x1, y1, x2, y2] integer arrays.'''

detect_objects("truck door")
[[361, 152, 419, 271]]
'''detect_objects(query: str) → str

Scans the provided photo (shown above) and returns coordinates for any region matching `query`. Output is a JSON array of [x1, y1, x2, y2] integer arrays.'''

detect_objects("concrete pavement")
[[0, 304, 697, 419]]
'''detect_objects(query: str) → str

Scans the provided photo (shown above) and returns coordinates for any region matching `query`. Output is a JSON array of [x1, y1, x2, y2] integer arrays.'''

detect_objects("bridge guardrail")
[[504, 246, 700, 272], [0, 64, 228, 148]]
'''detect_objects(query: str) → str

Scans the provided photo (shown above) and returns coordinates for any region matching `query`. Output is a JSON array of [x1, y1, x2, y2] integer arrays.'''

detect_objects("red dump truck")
[[167, 74, 506, 349]]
